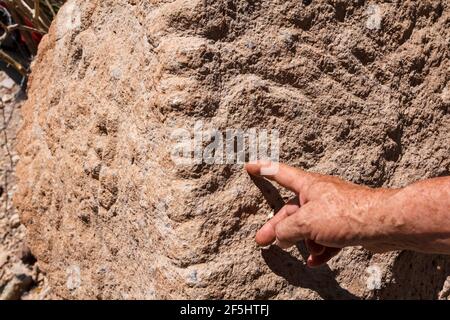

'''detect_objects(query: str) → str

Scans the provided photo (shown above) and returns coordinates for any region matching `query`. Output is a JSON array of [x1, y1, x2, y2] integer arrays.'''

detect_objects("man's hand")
[[245, 161, 450, 267]]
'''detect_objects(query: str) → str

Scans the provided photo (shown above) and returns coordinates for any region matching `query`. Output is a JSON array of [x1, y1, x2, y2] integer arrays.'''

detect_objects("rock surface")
[[15, 0, 450, 299], [0, 71, 49, 300]]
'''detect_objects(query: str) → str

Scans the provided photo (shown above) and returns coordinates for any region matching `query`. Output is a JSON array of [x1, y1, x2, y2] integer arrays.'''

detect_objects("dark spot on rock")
[[19, 246, 37, 265], [80, 213, 91, 225]]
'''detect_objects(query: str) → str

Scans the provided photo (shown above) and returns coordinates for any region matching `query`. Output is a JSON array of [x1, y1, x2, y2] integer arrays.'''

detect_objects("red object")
[[22, 16, 43, 43], [0, 1, 43, 47]]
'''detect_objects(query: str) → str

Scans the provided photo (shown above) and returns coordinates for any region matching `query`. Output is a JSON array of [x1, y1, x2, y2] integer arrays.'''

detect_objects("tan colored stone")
[[15, 0, 450, 299]]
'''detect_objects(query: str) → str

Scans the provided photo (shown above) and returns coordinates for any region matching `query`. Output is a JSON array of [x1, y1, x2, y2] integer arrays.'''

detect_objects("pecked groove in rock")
[[15, 0, 450, 299]]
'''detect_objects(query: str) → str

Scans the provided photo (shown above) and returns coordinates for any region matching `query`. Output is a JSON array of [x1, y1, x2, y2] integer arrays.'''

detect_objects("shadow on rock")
[[251, 174, 358, 299], [262, 245, 359, 300], [249, 175, 285, 213], [377, 251, 450, 299]]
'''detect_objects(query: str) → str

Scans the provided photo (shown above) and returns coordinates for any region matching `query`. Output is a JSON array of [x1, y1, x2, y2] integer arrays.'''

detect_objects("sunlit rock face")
[[16, 0, 450, 299]]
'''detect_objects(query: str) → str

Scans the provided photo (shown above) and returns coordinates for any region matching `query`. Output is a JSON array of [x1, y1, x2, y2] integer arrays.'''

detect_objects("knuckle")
[[299, 216, 314, 239], [301, 207, 324, 239], [296, 213, 313, 238], [308, 181, 336, 196]]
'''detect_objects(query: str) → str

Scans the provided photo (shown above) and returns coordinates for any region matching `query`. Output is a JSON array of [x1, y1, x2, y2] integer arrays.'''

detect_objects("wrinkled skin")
[[246, 162, 450, 267]]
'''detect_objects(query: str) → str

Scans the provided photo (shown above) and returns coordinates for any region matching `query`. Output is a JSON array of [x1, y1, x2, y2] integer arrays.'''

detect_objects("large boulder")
[[15, 0, 450, 299]]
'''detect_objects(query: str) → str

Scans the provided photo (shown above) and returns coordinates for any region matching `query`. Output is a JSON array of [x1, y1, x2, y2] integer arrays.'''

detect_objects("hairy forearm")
[[377, 177, 450, 254]]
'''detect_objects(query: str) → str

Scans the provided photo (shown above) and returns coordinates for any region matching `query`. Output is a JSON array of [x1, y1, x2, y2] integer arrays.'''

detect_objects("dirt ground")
[[0, 71, 49, 300]]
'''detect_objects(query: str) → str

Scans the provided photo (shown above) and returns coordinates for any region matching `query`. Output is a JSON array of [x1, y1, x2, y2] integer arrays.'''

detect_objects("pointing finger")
[[245, 161, 314, 193]]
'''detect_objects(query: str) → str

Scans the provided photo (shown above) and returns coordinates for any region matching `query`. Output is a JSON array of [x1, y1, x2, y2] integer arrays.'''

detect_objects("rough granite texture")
[[15, 0, 450, 299], [0, 72, 49, 300]]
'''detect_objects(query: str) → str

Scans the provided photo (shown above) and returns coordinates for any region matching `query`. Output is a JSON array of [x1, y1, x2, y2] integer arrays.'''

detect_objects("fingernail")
[[275, 239, 292, 249], [306, 256, 320, 269]]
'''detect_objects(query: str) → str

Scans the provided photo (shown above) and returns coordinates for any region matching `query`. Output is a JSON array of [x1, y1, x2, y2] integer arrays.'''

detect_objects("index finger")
[[245, 161, 312, 193]]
